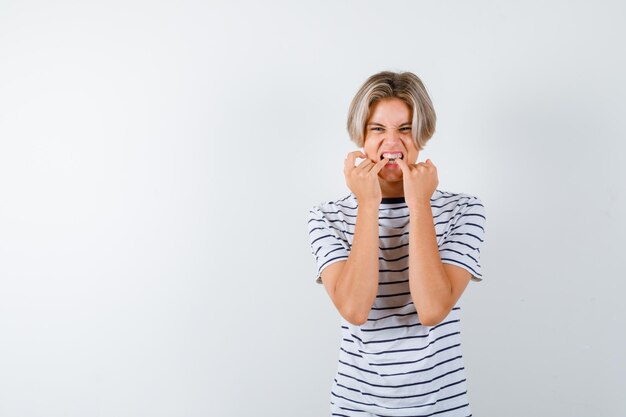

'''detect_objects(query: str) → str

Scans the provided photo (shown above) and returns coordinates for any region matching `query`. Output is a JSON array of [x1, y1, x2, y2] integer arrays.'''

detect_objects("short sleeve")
[[439, 197, 486, 282], [307, 205, 350, 285]]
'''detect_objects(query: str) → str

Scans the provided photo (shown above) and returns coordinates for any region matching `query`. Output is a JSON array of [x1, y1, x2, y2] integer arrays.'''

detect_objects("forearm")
[[334, 204, 380, 324], [408, 201, 452, 325]]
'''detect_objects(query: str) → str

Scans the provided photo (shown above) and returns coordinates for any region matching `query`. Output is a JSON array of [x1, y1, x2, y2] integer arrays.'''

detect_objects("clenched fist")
[[395, 158, 439, 209], [343, 151, 389, 207]]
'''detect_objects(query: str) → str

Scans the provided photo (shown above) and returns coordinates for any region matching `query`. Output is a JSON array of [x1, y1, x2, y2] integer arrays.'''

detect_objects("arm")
[[320, 204, 380, 326], [318, 150, 389, 326], [395, 157, 476, 326], [407, 201, 471, 326]]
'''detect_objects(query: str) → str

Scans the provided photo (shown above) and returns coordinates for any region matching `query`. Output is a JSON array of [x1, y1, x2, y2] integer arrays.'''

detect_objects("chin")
[[379, 172, 403, 182]]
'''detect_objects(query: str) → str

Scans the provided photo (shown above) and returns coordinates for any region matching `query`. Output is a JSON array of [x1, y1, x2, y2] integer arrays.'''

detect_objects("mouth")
[[380, 152, 404, 164]]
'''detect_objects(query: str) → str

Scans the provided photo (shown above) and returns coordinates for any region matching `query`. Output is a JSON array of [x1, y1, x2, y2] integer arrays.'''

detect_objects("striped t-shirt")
[[307, 190, 486, 417]]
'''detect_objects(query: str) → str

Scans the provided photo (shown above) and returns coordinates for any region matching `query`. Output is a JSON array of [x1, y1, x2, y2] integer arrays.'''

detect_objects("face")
[[363, 97, 419, 183]]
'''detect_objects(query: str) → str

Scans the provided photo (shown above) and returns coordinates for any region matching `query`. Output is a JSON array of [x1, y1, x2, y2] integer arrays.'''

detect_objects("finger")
[[355, 151, 368, 164], [355, 158, 375, 171], [344, 151, 366, 172], [417, 163, 429, 173], [395, 156, 410, 175], [370, 157, 389, 175], [417, 161, 435, 172]]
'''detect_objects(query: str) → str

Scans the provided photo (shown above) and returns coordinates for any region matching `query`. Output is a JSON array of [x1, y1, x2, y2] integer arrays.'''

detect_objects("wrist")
[[357, 202, 380, 213], [409, 200, 431, 216], [354, 194, 381, 211]]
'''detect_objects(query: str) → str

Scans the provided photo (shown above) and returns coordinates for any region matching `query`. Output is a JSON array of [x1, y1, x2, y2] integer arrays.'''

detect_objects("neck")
[[379, 179, 404, 198]]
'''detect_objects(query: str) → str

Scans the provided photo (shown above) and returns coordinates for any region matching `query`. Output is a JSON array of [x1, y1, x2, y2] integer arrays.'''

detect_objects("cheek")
[[402, 137, 415, 149], [363, 138, 381, 159], [403, 140, 418, 160]]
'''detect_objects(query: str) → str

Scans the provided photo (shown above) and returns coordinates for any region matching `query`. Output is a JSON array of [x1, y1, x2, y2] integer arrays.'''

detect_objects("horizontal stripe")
[[315, 222, 416, 239], [345, 320, 459, 343], [331, 402, 370, 416], [353, 320, 422, 334], [319, 255, 349, 272], [314, 241, 342, 256], [321, 209, 358, 218], [339, 354, 463, 380], [367, 310, 416, 322], [440, 258, 481, 277], [340, 346, 363, 358], [310, 233, 346, 246], [447, 231, 484, 243], [313, 212, 469, 232], [319, 198, 481, 223], [451, 219, 485, 232], [366, 306, 461, 322], [370, 301, 414, 311], [368, 344, 462, 367], [379, 254, 409, 262], [338, 359, 380, 376], [378, 356, 463, 378], [330, 388, 467, 411], [333, 377, 467, 400], [336, 203, 358, 210], [323, 246, 348, 258], [307, 217, 326, 224], [379, 267, 409, 273], [439, 248, 478, 264], [378, 279, 409, 286], [337, 366, 465, 389], [430, 196, 473, 209], [353, 331, 460, 353], [439, 239, 478, 251], [405, 402, 470, 417], [375, 291, 411, 299], [379, 242, 409, 251], [330, 401, 363, 412], [367, 307, 459, 324]]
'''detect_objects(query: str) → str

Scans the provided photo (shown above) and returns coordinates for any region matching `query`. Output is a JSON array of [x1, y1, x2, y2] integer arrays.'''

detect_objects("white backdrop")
[[1, 1, 625, 416]]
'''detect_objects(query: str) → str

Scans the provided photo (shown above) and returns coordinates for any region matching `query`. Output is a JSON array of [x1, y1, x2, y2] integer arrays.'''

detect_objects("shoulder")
[[432, 189, 485, 213], [309, 192, 357, 218]]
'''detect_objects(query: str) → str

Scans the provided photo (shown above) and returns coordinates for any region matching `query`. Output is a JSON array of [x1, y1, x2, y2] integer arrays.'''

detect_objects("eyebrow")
[[367, 122, 412, 127]]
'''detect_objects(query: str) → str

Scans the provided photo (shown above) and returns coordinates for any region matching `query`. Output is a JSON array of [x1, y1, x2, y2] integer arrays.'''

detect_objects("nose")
[[383, 131, 403, 146]]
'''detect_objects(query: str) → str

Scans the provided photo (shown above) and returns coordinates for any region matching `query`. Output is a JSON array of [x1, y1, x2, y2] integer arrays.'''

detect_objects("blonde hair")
[[346, 71, 436, 150]]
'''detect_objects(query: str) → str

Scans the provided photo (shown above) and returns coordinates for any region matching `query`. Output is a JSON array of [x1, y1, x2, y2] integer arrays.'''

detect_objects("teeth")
[[382, 152, 403, 162]]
